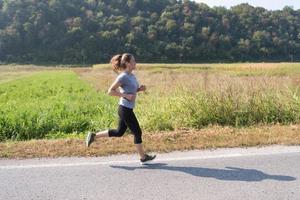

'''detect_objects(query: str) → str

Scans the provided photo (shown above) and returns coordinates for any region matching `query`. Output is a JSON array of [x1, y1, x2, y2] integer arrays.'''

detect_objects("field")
[[0, 63, 300, 158], [91, 63, 300, 129]]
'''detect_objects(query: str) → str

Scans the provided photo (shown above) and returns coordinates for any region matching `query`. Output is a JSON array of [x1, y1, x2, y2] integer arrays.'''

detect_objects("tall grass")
[[1, 64, 300, 142], [134, 71, 300, 130], [77, 66, 300, 132], [136, 86, 300, 131], [0, 71, 117, 141]]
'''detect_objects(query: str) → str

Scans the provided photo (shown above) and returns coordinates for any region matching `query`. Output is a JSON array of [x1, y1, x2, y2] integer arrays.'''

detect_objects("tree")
[[0, 0, 300, 63]]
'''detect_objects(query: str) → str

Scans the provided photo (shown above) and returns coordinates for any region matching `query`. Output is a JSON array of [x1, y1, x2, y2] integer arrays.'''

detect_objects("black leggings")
[[108, 105, 142, 144]]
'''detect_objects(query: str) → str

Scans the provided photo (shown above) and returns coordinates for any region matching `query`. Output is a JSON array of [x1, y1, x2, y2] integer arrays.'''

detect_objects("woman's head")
[[110, 53, 136, 73]]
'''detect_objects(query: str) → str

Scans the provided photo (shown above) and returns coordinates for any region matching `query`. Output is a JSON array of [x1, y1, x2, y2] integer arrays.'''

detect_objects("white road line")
[[1, 148, 300, 170]]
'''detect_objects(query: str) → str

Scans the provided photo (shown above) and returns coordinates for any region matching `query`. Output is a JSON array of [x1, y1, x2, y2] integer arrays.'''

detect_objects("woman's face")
[[126, 56, 136, 71]]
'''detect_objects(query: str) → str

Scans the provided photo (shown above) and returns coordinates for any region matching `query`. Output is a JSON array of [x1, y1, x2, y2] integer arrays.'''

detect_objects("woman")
[[85, 53, 156, 164]]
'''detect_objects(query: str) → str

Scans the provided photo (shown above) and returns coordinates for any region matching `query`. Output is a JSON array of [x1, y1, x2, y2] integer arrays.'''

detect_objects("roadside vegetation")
[[0, 63, 299, 158]]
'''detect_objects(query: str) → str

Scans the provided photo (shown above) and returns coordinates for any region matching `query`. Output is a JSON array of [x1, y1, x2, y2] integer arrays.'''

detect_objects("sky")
[[194, 0, 300, 10]]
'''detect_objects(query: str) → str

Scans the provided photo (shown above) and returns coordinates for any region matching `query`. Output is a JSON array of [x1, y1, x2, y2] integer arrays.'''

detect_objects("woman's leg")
[[119, 106, 145, 159], [135, 143, 145, 160], [94, 129, 109, 139], [94, 118, 127, 140]]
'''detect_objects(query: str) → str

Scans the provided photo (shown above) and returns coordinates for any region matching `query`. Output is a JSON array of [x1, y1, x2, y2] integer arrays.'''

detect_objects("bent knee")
[[108, 129, 126, 137]]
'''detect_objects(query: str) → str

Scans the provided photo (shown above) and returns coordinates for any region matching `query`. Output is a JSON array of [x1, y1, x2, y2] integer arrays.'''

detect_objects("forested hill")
[[0, 0, 300, 64]]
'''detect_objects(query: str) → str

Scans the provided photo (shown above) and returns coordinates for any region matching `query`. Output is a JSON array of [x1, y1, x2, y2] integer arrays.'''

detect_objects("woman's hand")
[[124, 94, 136, 101], [138, 85, 147, 92]]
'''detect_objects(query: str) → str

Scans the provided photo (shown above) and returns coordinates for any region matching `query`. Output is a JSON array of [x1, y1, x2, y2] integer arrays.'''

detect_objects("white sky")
[[194, 0, 300, 10]]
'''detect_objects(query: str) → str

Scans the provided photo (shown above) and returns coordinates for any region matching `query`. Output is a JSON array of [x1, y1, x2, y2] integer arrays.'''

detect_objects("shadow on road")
[[110, 163, 296, 182]]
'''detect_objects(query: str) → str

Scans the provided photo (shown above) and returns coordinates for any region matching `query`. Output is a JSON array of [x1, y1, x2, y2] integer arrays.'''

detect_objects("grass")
[[93, 62, 300, 76], [0, 64, 73, 84], [0, 70, 118, 141], [0, 124, 299, 159], [0, 63, 300, 158], [78, 66, 300, 131]]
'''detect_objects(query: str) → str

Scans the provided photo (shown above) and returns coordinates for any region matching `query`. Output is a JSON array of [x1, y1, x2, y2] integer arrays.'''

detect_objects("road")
[[0, 145, 299, 200]]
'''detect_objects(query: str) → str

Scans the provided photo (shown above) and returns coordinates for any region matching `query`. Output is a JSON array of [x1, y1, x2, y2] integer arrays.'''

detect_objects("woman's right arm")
[[107, 80, 135, 101]]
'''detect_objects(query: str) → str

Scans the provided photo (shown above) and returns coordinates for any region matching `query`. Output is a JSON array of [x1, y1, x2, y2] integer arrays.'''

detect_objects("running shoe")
[[140, 154, 156, 164], [86, 131, 96, 147]]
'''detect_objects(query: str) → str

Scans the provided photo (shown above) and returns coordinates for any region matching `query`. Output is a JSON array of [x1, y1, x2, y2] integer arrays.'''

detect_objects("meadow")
[[0, 68, 116, 142], [91, 63, 300, 130], [0, 63, 300, 143]]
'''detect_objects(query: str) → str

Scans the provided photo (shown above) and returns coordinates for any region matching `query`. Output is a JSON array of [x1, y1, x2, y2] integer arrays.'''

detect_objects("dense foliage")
[[0, 0, 300, 63]]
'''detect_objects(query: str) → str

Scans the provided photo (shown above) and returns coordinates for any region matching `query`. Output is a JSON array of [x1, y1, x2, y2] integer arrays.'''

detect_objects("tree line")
[[0, 0, 300, 64]]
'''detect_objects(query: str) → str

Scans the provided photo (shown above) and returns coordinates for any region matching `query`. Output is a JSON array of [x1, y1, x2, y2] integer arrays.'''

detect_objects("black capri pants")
[[108, 105, 142, 144]]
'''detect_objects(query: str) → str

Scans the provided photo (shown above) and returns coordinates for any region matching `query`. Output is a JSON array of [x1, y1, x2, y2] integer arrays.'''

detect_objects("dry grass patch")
[[73, 67, 298, 95], [1, 124, 299, 159], [93, 62, 300, 75]]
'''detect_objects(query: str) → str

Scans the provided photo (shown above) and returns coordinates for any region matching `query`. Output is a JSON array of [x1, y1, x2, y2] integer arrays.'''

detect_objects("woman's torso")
[[116, 71, 139, 109]]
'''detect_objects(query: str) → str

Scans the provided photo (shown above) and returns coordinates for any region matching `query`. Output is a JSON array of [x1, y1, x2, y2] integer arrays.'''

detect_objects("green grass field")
[[0, 63, 300, 142], [0, 70, 118, 141]]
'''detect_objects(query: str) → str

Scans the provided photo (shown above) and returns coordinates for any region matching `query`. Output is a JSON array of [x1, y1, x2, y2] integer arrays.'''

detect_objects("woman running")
[[85, 53, 156, 164]]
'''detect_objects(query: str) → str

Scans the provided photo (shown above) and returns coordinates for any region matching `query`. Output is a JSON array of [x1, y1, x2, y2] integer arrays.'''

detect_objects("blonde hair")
[[110, 53, 133, 73]]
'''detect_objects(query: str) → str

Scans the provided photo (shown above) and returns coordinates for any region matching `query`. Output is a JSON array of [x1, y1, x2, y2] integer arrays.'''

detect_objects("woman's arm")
[[137, 85, 146, 92], [107, 80, 135, 101]]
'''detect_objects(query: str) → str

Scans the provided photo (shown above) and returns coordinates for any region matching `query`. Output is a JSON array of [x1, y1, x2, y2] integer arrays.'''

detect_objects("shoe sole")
[[140, 155, 156, 165]]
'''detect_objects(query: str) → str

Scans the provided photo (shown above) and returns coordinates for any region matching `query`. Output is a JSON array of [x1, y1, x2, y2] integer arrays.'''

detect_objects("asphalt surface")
[[0, 145, 299, 200]]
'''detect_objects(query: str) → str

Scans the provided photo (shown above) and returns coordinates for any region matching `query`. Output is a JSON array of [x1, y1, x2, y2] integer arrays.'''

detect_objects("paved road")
[[0, 145, 299, 200]]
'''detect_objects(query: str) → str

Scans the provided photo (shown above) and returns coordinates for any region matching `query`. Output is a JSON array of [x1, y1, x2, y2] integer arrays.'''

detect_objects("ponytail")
[[110, 53, 133, 73]]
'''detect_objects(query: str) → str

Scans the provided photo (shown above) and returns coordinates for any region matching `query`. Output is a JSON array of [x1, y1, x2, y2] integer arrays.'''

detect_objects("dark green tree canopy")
[[0, 0, 299, 64]]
